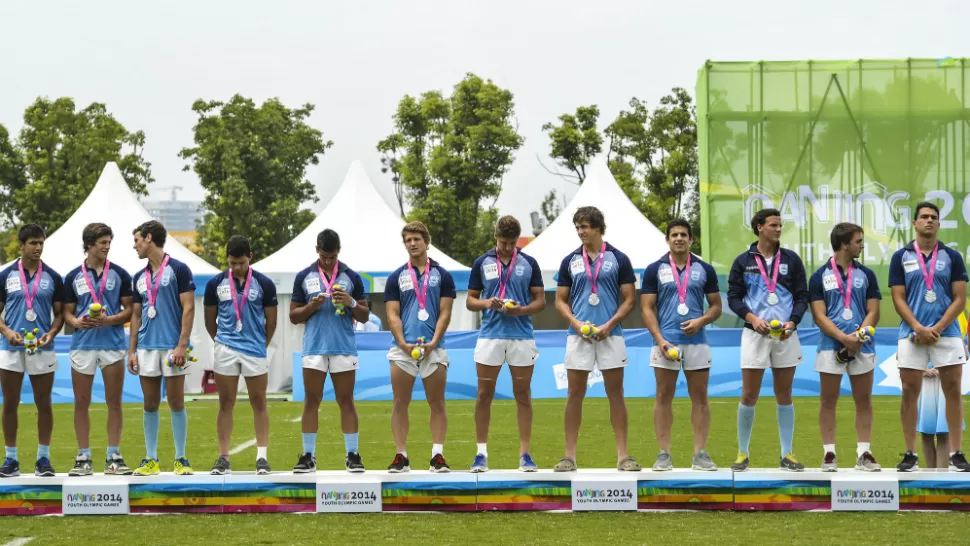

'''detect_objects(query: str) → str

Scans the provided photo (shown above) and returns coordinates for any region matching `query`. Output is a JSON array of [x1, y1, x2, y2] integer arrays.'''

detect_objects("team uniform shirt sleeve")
[[702, 262, 719, 293], [292, 270, 309, 305], [808, 270, 825, 302], [260, 275, 278, 307], [950, 249, 969, 282], [351, 272, 365, 301], [642, 263, 660, 294], [440, 269, 457, 299], [52, 272, 66, 303], [384, 271, 401, 302], [727, 255, 751, 319], [118, 268, 133, 298], [468, 256, 485, 291], [131, 272, 143, 305], [788, 254, 809, 325], [617, 253, 636, 286], [63, 270, 79, 304], [203, 277, 220, 307], [175, 263, 195, 294], [557, 256, 573, 288], [864, 268, 882, 300], [888, 251, 905, 287], [527, 256, 544, 288]]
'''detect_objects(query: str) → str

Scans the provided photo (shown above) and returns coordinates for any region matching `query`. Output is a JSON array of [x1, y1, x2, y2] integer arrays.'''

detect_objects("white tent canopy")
[[523, 159, 670, 285], [254, 160, 469, 293]]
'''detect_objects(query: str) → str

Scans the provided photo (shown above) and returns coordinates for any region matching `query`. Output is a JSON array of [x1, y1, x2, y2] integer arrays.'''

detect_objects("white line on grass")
[[2, 538, 35, 546], [228, 439, 257, 455]]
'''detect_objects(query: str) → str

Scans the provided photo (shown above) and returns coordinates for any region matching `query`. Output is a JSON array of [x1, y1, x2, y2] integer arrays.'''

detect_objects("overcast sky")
[[2, 0, 967, 233]]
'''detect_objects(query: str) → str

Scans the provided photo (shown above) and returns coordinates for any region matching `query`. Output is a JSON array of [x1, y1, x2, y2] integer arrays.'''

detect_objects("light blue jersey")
[[131, 256, 195, 350], [384, 259, 457, 347], [556, 243, 636, 337], [468, 248, 543, 340], [204, 269, 278, 358], [727, 243, 810, 328], [63, 263, 133, 351], [809, 260, 881, 353], [292, 261, 365, 356], [0, 260, 64, 352], [642, 254, 719, 345], [889, 241, 968, 339]]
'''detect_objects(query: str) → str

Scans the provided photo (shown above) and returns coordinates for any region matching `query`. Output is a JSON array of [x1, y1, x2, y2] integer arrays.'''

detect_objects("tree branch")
[[535, 153, 581, 185]]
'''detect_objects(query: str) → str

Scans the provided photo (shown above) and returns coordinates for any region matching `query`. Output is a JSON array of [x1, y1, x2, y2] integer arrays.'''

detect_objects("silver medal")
[[418, 309, 430, 321], [677, 303, 689, 316], [24, 309, 37, 322], [925, 290, 937, 303], [588, 293, 600, 306], [235, 320, 243, 333], [767, 292, 779, 305], [147, 306, 157, 319], [842, 308, 853, 321]]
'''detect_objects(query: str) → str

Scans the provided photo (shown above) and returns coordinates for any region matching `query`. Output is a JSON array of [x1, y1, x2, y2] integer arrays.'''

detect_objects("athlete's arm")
[[935, 280, 968, 336], [107, 296, 134, 326], [203, 305, 218, 340], [640, 293, 666, 346], [511, 286, 545, 317], [863, 297, 880, 330], [810, 299, 855, 345], [177, 291, 195, 351], [0, 301, 19, 345], [694, 292, 723, 328], [597, 283, 636, 339], [428, 297, 454, 351], [40, 301, 65, 348], [890, 285, 936, 343], [264, 305, 278, 348], [555, 286, 583, 332], [385, 300, 407, 347], [466, 289, 498, 312], [128, 302, 142, 355]]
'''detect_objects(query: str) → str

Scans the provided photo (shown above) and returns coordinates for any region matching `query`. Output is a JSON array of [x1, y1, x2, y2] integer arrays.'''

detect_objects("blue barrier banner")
[[291, 328, 911, 403]]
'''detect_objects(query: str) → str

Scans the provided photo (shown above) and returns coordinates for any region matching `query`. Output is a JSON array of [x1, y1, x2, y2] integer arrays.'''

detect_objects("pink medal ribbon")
[[829, 257, 854, 321], [914, 244, 940, 303], [754, 251, 782, 304], [17, 259, 42, 322], [582, 243, 606, 306], [496, 248, 518, 301], [317, 262, 339, 296], [670, 253, 692, 315], [228, 267, 253, 333], [407, 259, 431, 321], [145, 255, 170, 319], [81, 259, 111, 308]]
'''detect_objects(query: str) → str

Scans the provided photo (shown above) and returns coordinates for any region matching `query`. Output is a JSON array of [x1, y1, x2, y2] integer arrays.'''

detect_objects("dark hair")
[[913, 201, 940, 221], [494, 215, 521, 239], [81, 223, 113, 253], [750, 208, 781, 236], [401, 221, 431, 244], [665, 219, 692, 239], [830, 222, 863, 252], [317, 229, 341, 252], [573, 206, 606, 234], [132, 220, 167, 248], [226, 235, 252, 257], [18, 224, 46, 245]]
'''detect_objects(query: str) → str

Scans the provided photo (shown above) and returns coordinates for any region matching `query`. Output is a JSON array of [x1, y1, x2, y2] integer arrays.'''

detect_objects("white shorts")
[[897, 337, 967, 371], [740, 328, 803, 369], [302, 354, 359, 374], [214, 343, 268, 377], [649, 344, 711, 371], [69, 350, 125, 376], [474, 338, 539, 367], [387, 346, 449, 379], [814, 350, 876, 376], [564, 335, 628, 372], [136, 349, 188, 378], [0, 350, 57, 375]]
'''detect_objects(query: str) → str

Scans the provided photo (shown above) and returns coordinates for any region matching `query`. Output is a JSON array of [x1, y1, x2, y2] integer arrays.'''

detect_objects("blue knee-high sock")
[[738, 403, 756, 455], [344, 433, 359, 454], [4, 446, 17, 461], [302, 433, 317, 456], [171, 410, 188, 459], [144, 411, 160, 460], [777, 404, 795, 457]]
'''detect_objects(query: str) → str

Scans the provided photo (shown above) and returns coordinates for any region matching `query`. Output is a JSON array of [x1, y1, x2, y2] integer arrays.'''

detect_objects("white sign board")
[[571, 479, 637, 511], [831, 476, 899, 511], [316, 481, 382, 513], [62, 482, 129, 515]]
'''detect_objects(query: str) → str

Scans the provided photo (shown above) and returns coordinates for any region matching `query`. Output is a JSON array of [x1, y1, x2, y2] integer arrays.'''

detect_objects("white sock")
[[857, 442, 870, 458], [256, 446, 267, 461], [823, 444, 835, 456], [951, 451, 958, 457], [477, 443, 488, 457], [432, 444, 444, 457], [400, 451, 408, 459]]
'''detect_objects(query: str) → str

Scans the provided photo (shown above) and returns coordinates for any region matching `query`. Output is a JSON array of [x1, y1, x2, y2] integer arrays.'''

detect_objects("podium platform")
[[1, 469, 969, 515]]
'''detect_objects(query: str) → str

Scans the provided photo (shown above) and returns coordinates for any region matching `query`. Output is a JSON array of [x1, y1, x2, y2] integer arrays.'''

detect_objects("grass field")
[[2, 395, 970, 545]]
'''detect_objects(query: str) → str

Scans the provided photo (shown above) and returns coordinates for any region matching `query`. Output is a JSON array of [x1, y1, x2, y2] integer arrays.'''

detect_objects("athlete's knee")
[[427, 397, 446, 415], [143, 400, 160, 412], [167, 399, 185, 412], [392, 395, 411, 412], [512, 383, 531, 404], [74, 391, 92, 409], [740, 391, 760, 406], [334, 392, 355, 413], [655, 387, 674, 405], [605, 383, 625, 401], [476, 384, 496, 403]]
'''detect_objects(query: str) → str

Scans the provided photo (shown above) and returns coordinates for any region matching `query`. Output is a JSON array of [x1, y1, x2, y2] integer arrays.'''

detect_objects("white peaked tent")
[[524, 159, 670, 284], [32, 162, 220, 394], [253, 160, 474, 392]]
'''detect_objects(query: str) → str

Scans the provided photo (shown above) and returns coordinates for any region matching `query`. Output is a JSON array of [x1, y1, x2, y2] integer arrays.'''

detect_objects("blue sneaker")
[[0, 458, 19, 478], [470, 453, 488, 473], [519, 453, 538, 472], [35, 457, 55, 477]]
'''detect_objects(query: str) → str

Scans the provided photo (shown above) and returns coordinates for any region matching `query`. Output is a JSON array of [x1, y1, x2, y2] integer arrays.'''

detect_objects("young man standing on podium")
[[889, 202, 970, 472], [384, 222, 456, 473], [204, 235, 278, 476], [291, 229, 370, 473], [808, 222, 882, 471], [553, 206, 640, 473], [128, 221, 197, 476], [466, 215, 545, 472], [727, 208, 809, 472], [641, 219, 721, 471], [0, 224, 65, 478]]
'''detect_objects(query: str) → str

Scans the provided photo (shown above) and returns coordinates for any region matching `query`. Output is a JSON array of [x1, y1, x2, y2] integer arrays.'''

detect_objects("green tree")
[[376, 73, 524, 265], [542, 105, 602, 183], [1, 98, 153, 232], [180, 95, 332, 267]]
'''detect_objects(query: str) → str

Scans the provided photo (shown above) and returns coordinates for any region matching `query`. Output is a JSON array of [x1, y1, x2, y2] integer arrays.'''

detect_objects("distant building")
[[143, 200, 204, 232]]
